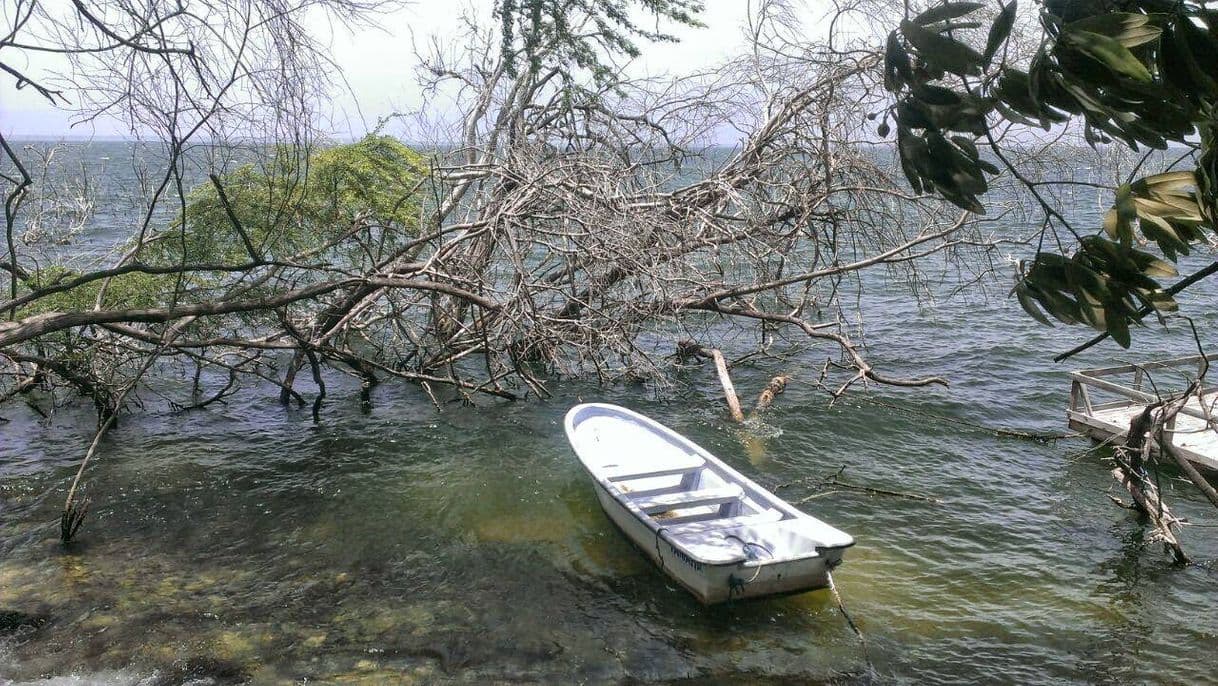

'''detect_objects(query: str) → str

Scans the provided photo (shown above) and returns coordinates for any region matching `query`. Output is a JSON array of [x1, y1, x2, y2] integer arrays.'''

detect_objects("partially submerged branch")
[[678, 341, 744, 422], [1104, 320, 1218, 563], [753, 375, 789, 415], [776, 465, 942, 505]]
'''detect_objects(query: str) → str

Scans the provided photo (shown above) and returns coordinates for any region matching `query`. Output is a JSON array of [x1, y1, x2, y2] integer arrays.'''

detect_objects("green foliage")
[[883, 1, 1218, 348], [19, 266, 172, 316], [157, 135, 427, 267], [9, 137, 428, 346], [493, 0, 704, 86], [308, 136, 429, 228], [900, 18, 985, 77], [1014, 237, 1179, 348]]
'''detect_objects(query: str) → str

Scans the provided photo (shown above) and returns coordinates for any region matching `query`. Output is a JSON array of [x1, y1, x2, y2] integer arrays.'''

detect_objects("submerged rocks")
[[0, 609, 49, 635], [151, 656, 249, 685]]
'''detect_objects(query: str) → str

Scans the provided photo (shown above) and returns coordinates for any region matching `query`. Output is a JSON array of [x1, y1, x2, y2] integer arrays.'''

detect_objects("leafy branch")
[[883, 1, 1218, 355]]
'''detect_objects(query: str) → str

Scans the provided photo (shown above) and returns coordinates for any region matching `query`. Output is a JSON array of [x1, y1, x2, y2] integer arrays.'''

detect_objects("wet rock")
[[153, 656, 249, 685], [212, 629, 257, 662], [421, 637, 472, 673], [327, 666, 429, 684], [0, 609, 49, 635]]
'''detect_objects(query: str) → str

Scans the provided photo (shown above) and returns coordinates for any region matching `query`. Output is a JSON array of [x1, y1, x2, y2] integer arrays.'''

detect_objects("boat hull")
[[591, 481, 843, 604]]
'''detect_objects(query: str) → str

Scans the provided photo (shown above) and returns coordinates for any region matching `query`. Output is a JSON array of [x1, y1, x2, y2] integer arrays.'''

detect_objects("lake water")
[[2, 143, 1217, 684]]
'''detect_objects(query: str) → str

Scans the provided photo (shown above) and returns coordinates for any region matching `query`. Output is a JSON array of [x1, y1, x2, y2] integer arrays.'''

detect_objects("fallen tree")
[[1, 0, 1004, 541]]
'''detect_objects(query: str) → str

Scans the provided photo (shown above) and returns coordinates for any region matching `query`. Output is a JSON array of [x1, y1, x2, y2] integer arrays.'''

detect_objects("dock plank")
[[1069, 395, 1218, 471]]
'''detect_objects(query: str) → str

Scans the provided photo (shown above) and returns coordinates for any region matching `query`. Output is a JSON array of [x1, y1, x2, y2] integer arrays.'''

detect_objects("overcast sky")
[[1, 1, 769, 141]]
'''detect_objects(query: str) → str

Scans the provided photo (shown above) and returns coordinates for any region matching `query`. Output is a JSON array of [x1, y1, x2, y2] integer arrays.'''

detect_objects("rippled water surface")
[[3, 145, 1218, 684]]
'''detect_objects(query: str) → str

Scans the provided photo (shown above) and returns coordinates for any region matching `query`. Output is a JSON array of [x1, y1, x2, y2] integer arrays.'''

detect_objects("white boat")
[[564, 403, 854, 604]]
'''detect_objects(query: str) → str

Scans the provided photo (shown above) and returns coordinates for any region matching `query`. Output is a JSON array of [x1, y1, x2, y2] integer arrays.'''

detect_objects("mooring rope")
[[724, 534, 775, 599], [725, 533, 773, 561], [826, 569, 875, 679], [654, 526, 668, 574]]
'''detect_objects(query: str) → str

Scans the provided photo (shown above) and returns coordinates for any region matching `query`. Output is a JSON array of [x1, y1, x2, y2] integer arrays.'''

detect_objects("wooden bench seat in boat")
[[602, 452, 705, 482], [630, 485, 743, 515], [659, 508, 784, 536]]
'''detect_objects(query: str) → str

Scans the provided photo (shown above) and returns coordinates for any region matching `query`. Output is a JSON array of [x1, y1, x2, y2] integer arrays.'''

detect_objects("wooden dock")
[[1067, 354, 1218, 471]]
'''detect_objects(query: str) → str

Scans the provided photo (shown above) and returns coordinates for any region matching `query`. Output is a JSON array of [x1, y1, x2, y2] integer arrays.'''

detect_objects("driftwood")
[[677, 341, 796, 424], [1161, 433, 1218, 510], [1, 5, 988, 418], [1156, 372, 1218, 510], [60, 319, 191, 543], [2, 2, 1002, 546], [754, 375, 790, 415], [678, 341, 744, 422], [1072, 322, 1217, 564], [676, 342, 795, 465], [1111, 405, 1190, 564], [861, 397, 1074, 443], [1110, 459, 1189, 565], [711, 349, 746, 423]]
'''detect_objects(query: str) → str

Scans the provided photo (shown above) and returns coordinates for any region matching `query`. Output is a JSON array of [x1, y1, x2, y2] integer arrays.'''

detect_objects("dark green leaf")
[[949, 134, 979, 158], [1080, 297, 1108, 330], [1069, 13, 1160, 49], [941, 21, 983, 31], [927, 131, 988, 197], [896, 125, 926, 194], [913, 2, 984, 26], [1139, 213, 1190, 258], [1033, 285, 1082, 325], [1107, 311, 1131, 347], [1067, 261, 1110, 302], [1014, 281, 1054, 326], [897, 99, 935, 129], [984, 0, 1017, 64], [885, 31, 913, 91], [912, 83, 963, 106], [901, 19, 985, 76], [933, 183, 986, 213], [1062, 29, 1152, 82], [1180, 19, 1218, 92], [992, 96, 1043, 129], [1160, 26, 1205, 106]]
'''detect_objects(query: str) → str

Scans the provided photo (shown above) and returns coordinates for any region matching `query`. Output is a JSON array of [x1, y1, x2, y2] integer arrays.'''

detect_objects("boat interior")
[[603, 453, 833, 564], [605, 453, 780, 528]]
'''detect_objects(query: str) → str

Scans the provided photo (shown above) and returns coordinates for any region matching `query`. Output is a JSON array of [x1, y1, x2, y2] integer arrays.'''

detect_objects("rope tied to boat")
[[827, 569, 875, 679], [654, 526, 668, 574], [725, 534, 772, 561], [725, 535, 771, 598]]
